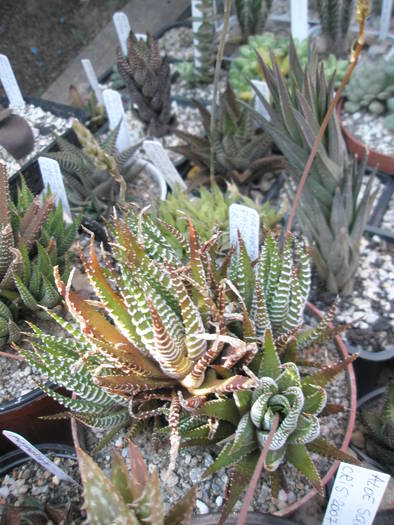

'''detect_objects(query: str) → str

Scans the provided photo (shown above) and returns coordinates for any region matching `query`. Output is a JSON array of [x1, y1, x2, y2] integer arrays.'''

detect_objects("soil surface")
[[0, 0, 128, 97]]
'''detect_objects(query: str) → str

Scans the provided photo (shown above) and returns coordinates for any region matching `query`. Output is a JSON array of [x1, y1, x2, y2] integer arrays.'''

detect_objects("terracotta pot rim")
[[337, 98, 394, 176], [71, 302, 357, 518]]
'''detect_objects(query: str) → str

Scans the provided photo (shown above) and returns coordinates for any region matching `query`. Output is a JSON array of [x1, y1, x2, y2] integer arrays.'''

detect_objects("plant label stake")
[[191, 0, 203, 69], [3, 431, 80, 486], [322, 462, 390, 525], [290, 0, 308, 42], [81, 59, 103, 104], [38, 157, 72, 224], [113, 11, 131, 56], [379, 0, 394, 40], [251, 80, 271, 122], [143, 140, 186, 190], [229, 204, 260, 262], [0, 54, 24, 108], [102, 89, 132, 152]]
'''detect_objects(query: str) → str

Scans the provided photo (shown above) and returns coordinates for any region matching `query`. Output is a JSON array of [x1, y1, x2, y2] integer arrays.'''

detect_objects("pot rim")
[[337, 98, 394, 176], [348, 345, 394, 362]]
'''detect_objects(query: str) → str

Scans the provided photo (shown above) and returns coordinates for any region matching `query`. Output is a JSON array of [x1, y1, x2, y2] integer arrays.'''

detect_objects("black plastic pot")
[[347, 346, 394, 398], [0, 385, 73, 454], [0, 443, 76, 477]]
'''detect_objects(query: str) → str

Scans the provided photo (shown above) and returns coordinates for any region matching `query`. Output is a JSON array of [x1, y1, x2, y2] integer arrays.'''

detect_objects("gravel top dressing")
[[0, 104, 73, 177], [0, 451, 84, 523], [341, 109, 394, 155]]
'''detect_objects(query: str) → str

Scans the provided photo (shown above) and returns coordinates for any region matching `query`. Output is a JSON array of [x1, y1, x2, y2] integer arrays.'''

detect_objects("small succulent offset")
[[45, 120, 143, 219], [157, 183, 283, 253], [361, 381, 394, 473], [176, 234, 358, 522], [251, 41, 377, 295], [170, 83, 283, 188], [343, 58, 394, 131], [69, 85, 107, 133], [78, 441, 196, 525], [0, 499, 71, 525], [235, 0, 273, 42], [0, 163, 79, 347], [117, 31, 173, 137], [316, 0, 355, 56], [191, 0, 216, 83], [21, 210, 256, 463]]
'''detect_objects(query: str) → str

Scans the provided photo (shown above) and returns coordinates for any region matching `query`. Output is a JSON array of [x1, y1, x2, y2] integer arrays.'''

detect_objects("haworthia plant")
[[45, 120, 143, 220], [251, 40, 377, 295], [0, 163, 80, 348], [316, 0, 355, 56], [235, 0, 273, 42], [78, 441, 196, 525], [191, 0, 216, 83], [117, 31, 173, 137], [170, 83, 283, 188]]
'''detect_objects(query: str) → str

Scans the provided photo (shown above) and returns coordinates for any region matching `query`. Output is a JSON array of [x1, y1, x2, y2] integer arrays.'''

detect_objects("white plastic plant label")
[[113, 11, 131, 56], [251, 80, 271, 122], [81, 59, 103, 104], [322, 462, 390, 525], [0, 54, 24, 108], [191, 0, 202, 68], [3, 431, 79, 486], [143, 140, 186, 190], [290, 0, 308, 42], [102, 89, 132, 152], [38, 157, 72, 224], [379, 0, 394, 40], [229, 204, 260, 262]]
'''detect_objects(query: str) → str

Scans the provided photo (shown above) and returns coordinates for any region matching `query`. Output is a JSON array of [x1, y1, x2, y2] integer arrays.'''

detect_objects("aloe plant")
[[0, 163, 80, 347], [78, 441, 196, 524], [251, 40, 377, 295]]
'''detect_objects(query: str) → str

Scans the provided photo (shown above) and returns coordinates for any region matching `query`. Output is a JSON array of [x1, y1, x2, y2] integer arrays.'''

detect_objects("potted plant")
[[0, 164, 79, 452], [338, 57, 394, 175]]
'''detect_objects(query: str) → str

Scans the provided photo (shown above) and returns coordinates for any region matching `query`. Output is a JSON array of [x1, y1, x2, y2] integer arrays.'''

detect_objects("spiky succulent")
[[78, 441, 196, 525], [171, 83, 283, 188], [170, 233, 358, 522], [191, 0, 215, 83], [235, 0, 273, 42], [45, 120, 144, 219], [251, 40, 377, 295], [20, 210, 257, 463], [316, 0, 355, 56], [0, 163, 79, 347], [117, 31, 173, 137], [156, 183, 283, 254], [361, 381, 394, 472]]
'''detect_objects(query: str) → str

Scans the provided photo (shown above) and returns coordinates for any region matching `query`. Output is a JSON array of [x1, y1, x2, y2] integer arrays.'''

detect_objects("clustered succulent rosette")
[[21, 211, 357, 518]]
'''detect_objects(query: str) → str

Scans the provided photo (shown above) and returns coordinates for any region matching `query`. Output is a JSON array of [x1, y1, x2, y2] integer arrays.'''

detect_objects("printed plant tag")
[[0, 54, 24, 108], [102, 89, 132, 152], [191, 0, 202, 68], [251, 80, 271, 122], [81, 59, 103, 104], [113, 11, 131, 56], [379, 0, 394, 40], [3, 431, 79, 486], [322, 462, 390, 525], [143, 140, 186, 190], [290, 0, 308, 42], [38, 157, 72, 224], [229, 204, 260, 262]]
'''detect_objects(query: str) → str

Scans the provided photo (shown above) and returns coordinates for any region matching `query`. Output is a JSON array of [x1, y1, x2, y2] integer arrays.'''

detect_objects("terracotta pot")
[[337, 98, 394, 176], [0, 386, 73, 454], [71, 302, 357, 518]]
